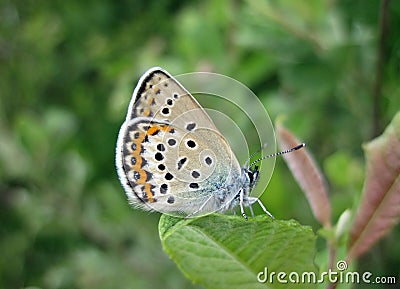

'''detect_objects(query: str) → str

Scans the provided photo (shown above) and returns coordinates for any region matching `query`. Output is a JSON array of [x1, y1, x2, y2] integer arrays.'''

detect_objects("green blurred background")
[[1, 0, 399, 288]]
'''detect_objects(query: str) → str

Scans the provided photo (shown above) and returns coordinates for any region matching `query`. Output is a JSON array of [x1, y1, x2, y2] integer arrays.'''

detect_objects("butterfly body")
[[116, 67, 267, 218]]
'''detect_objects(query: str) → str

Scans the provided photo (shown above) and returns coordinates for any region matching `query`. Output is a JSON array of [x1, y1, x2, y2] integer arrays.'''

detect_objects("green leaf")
[[159, 214, 317, 289]]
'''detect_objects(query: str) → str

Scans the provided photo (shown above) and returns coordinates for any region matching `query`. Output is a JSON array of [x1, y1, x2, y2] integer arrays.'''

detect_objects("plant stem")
[[372, 0, 390, 138], [325, 239, 338, 289]]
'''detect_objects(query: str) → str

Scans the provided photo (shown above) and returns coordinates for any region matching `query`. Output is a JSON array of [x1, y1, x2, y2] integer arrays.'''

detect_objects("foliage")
[[0, 0, 399, 288], [276, 117, 400, 288], [160, 214, 317, 289], [159, 115, 400, 289]]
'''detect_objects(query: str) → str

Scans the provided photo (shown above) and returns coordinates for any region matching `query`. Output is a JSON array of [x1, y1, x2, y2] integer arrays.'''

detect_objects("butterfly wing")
[[116, 67, 242, 217], [125, 67, 217, 130]]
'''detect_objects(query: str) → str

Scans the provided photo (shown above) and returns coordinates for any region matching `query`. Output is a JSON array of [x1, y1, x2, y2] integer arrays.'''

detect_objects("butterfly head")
[[244, 165, 260, 191]]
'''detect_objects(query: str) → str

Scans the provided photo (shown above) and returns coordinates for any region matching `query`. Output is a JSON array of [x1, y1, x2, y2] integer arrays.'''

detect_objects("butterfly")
[[116, 67, 304, 219]]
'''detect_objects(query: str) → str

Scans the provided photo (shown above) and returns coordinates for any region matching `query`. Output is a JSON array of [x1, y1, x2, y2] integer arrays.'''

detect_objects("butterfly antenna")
[[248, 143, 306, 168], [245, 143, 268, 166]]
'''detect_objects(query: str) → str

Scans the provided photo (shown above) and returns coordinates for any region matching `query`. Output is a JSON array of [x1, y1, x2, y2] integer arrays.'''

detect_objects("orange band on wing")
[[159, 124, 173, 133], [143, 183, 155, 203], [146, 126, 159, 135], [135, 169, 147, 185]]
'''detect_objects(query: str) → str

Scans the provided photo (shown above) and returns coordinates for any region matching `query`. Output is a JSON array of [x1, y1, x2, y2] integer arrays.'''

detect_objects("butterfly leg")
[[249, 203, 255, 218], [239, 190, 248, 220], [254, 198, 274, 219]]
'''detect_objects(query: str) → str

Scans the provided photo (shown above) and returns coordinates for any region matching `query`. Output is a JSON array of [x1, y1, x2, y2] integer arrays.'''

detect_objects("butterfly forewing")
[[127, 68, 217, 130]]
